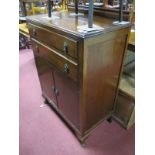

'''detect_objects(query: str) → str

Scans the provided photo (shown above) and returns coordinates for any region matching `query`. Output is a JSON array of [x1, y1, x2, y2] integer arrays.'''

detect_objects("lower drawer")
[[31, 39, 78, 82]]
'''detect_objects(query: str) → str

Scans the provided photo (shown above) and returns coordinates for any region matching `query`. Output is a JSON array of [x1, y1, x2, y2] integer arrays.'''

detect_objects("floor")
[[19, 49, 135, 155]]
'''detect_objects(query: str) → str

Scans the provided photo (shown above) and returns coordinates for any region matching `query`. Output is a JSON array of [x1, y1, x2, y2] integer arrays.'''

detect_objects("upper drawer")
[[28, 23, 78, 59], [31, 39, 78, 82]]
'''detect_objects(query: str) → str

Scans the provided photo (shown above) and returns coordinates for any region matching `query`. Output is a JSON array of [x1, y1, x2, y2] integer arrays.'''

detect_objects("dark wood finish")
[[31, 41, 57, 106], [54, 69, 80, 129], [31, 39, 78, 82], [32, 40, 81, 130], [81, 30, 129, 133], [27, 11, 131, 38], [28, 23, 78, 59], [27, 11, 131, 143]]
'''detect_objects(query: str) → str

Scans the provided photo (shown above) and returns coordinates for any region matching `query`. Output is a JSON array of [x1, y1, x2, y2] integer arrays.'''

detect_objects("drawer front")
[[28, 23, 78, 59], [31, 40, 78, 82]]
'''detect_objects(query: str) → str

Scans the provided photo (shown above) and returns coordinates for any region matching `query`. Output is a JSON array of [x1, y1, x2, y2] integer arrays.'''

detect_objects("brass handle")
[[32, 29, 36, 36], [63, 42, 68, 54], [64, 64, 69, 73]]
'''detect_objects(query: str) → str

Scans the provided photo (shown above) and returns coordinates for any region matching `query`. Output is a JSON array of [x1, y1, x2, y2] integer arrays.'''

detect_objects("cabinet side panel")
[[83, 30, 129, 131]]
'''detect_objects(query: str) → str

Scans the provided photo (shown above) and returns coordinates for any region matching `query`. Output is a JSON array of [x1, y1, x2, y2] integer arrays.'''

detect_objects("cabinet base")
[[42, 95, 113, 145], [107, 116, 113, 123], [42, 96, 83, 140]]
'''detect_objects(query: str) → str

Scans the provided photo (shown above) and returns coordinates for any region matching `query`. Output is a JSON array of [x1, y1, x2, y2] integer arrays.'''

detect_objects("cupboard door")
[[35, 57, 57, 106], [53, 70, 80, 129]]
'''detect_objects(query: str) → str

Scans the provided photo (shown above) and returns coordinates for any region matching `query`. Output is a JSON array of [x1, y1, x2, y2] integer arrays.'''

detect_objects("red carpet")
[[19, 49, 135, 155]]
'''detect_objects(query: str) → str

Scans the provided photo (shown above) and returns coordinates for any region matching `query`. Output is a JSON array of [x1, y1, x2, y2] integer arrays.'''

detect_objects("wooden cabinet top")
[[26, 10, 131, 38]]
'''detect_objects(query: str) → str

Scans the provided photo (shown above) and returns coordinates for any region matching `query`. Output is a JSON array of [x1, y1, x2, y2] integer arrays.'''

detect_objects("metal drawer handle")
[[63, 42, 68, 54], [64, 64, 69, 73], [52, 86, 59, 96], [55, 88, 59, 96], [32, 29, 36, 36]]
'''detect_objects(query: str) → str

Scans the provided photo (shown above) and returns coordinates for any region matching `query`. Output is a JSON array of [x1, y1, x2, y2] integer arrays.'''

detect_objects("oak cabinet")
[[32, 40, 80, 126], [27, 11, 131, 143]]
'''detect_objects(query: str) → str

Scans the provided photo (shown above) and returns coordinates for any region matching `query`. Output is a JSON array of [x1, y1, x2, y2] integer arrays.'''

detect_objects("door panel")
[[36, 57, 57, 106], [53, 70, 80, 129]]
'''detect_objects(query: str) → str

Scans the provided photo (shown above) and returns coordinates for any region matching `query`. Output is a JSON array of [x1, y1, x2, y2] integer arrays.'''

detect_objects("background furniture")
[[128, 27, 135, 52], [27, 10, 131, 143], [19, 0, 47, 16], [19, 0, 47, 49], [31, 1, 47, 15], [66, 0, 134, 21], [19, 23, 31, 49], [113, 49, 135, 128], [113, 73, 135, 128]]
